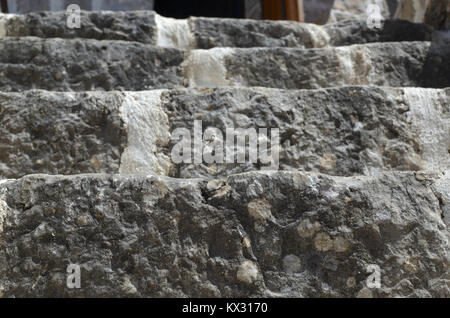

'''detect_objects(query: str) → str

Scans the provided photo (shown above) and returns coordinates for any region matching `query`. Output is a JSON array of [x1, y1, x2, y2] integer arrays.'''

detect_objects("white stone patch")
[[121, 276, 138, 295], [432, 171, 450, 226], [305, 175, 321, 195], [183, 48, 235, 87], [154, 14, 196, 50], [236, 260, 259, 284], [0, 14, 15, 37], [305, 23, 331, 48], [335, 45, 372, 85], [0, 197, 7, 234], [404, 88, 450, 171], [119, 90, 173, 176]]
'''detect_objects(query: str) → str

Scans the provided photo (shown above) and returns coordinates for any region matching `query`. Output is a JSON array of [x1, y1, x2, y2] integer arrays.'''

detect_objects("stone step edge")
[[1, 86, 449, 179], [0, 37, 440, 91], [0, 169, 448, 297], [0, 10, 434, 50], [0, 169, 448, 222], [0, 169, 447, 182]]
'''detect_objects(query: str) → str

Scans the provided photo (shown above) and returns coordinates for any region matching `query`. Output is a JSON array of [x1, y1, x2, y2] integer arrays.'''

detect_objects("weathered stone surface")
[[22, 10, 157, 44], [0, 37, 185, 92], [0, 90, 127, 178], [0, 11, 435, 49], [0, 89, 172, 178], [324, 19, 433, 46], [0, 171, 448, 297], [0, 6, 447, 300], [1, 87, 448, 180], [164, 86, 450, 178], [191, 17, 433, 49], [219, 42, 448, 89], [189, 16, 330, 49], [0, 38, 448, 92]]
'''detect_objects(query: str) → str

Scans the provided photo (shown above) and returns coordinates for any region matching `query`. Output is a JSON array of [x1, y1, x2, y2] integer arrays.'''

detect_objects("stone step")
[[0, 38, 448, 92], [1, 87, 448, 179], [0, 170, 448, 297], [0, 11, 434, 49]]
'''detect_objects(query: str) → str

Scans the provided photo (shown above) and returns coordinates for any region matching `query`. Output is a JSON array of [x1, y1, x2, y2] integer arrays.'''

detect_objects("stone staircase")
[[0, 10, 448, 298]]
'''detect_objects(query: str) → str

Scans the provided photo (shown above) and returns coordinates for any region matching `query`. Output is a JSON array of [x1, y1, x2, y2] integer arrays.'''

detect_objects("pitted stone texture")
[[23, 11, 157, 44], [0, 90, 175, 179], [223, 42, 434, 89], [0, 90, 127, 179], [190, 18, 431, 49], [189, 17, 330, 49], [0, 11, 435, 48], [0, 171, 448, 297], [324, 19, 433, 46], [164, 86, 450, 178], [0, 37, 185, 92], [0, 38, 448, 91], [1, 87, 448, 179]]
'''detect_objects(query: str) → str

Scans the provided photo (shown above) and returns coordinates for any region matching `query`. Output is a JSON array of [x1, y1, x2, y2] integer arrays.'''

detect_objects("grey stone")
[[163, 86, 450, 178], [0, 37, 185, 92], [21, 10, 158, 44], [324, 19, 433, 46], [1, 87, 448, 180], [0, 38, 448, 91], [0, 90, 128, 178], [0, 11, 434, 49], [0, 6, 447, 300], [189, 16, 330, 49], [0, 170, 448, 297]]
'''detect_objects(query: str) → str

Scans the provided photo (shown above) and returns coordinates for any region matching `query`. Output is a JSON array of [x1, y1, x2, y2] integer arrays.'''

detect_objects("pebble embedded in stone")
[[247, 198, 272, 221], [356, 287, 373, 298], [283, 254, 302, 273], [237, 260, 259, 284], [314, 232, 333, 252], [297, 219, 321, 238], [333, 236, 351, 252]]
